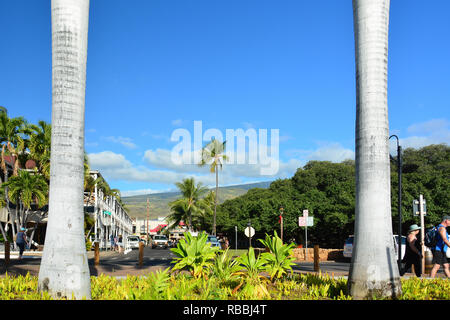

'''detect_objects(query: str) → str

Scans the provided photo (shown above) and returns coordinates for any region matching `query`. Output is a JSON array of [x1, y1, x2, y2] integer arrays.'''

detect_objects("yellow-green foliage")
[[0, 272, 449, 300], [400, 277, 450, 300]]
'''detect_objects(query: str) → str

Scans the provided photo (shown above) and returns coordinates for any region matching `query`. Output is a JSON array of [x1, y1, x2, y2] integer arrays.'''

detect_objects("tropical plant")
[[28, 120, 51, 180], [168, 178, 208, 231], [234, 247, 270, 298], [199, 138, 227, 236], [170, 231, 220, 279], [38, 0, 92, 300], [2, 170, 48, 229], [349, 0, 401, 299], [210, 248, 241, 284], [0, 109, 30, 245], [259, 231, 296, 281]]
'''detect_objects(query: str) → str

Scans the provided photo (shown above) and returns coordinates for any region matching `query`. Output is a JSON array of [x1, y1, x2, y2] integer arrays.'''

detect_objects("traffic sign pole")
[[419, 194, 425, 276]]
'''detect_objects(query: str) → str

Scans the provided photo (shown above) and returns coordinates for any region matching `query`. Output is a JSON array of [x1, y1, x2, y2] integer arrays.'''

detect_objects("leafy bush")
[[210, 248, 241, 284], [170, 231, 220, 278], [234, 247, 270, 299], [259, 231, 296, 280]]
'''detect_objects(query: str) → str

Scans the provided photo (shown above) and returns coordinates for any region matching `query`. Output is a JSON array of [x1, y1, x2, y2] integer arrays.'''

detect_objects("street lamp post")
[[235, 225, 238, 250], [279, 206, 284, 243], [247, 220, 252, 249], [389, 134, 402, 271]]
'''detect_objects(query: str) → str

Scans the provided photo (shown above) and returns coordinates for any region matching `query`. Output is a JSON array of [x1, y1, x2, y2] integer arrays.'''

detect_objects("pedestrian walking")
[[110, 234, 115, 251], [15, 227, 27, 260], [118, 235, 123, 253], [430, 215, 450, 278], [114, 235, 119, 252], [400, 224, 422, 277], [224, 237, 229, 250]]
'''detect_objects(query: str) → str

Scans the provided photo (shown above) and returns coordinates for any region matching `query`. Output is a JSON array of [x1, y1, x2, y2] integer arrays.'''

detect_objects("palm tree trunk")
[[0, 222, 6, 243], [348, 0, 401, 299], [38, 0, 91, 300], [213, 164, 218, 236]]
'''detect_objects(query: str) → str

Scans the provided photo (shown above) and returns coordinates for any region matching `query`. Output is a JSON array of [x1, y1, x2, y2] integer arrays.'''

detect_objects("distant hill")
[[122, 181, 272, 219]]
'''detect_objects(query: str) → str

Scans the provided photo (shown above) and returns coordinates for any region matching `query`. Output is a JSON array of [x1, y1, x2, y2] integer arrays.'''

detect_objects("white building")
[[84, 170, 133, 249]]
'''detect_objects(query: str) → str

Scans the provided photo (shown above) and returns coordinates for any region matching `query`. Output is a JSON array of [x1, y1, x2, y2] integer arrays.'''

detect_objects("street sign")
[[413, 199, 426, 216], [303, 209, 309, 217], [299, 217, 313, 227], [299, 216, 313, 227], [244, 226, 255, 238], [298, 217, 306, 227]]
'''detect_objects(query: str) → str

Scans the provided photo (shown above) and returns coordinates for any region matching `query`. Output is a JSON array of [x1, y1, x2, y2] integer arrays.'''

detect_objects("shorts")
[[432, 250, 449, 266]]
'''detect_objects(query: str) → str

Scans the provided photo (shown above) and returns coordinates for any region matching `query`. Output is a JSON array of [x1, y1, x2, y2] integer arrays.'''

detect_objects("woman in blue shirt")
[[430, 215, 450, 278]]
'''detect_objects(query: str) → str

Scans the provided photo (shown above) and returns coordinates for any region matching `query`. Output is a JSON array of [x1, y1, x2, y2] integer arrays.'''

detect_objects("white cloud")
[[88, 147, 303, 193], [307, 143, 355, 162], [104, 136, 137, 149], [171, 119, 184, 126], [398, 118, 450, 150], [121, 188, 174, 197], [286, 142, 355, 163]]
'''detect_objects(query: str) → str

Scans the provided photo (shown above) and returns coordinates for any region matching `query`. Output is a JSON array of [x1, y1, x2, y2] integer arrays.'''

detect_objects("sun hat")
[[408, 224, 420, 233]]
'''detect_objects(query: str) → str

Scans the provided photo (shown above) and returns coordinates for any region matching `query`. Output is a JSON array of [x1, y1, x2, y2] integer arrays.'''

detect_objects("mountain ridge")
[[121, 181, 272, 219]]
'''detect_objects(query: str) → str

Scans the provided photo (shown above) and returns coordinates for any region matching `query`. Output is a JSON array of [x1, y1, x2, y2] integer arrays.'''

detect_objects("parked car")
[[207, 235, 221, 248], [152, 235, 169, 249], [127, 235, 141, 249], [343, 235, 406, 260]]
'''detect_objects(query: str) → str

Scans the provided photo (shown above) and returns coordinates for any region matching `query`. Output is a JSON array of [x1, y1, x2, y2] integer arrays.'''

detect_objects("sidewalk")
[[0, 250, 168, 278], [0, 250, 447, 280]]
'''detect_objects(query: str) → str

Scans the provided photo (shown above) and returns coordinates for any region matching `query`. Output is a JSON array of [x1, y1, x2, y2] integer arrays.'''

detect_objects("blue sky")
[[1, 0, 449, 196]]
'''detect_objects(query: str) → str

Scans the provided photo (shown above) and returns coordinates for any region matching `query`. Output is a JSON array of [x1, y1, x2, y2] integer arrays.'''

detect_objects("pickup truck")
[[152, 235, 169, 249]]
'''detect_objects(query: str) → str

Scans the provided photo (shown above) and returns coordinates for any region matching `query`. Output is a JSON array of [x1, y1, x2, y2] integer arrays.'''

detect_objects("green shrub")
[[258, 231, 296, 281], [170, 231, 220, 278]]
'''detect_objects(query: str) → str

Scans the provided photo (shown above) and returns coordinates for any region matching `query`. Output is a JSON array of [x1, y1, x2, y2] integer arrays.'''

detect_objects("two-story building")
[[84, 170, 133, 250]]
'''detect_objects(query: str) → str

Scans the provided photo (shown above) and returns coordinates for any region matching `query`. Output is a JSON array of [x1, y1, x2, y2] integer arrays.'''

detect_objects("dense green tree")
[[216, 144, 449, 249]]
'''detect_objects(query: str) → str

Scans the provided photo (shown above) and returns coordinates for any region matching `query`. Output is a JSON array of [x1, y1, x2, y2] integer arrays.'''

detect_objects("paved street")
[[0, 246, 447, 279]]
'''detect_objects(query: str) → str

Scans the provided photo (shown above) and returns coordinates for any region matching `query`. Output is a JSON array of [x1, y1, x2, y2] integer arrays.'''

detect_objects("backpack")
[[424, 226, 438, 248]]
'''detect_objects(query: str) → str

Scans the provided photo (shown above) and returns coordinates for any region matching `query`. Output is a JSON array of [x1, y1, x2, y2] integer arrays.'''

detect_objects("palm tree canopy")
[[199, 138, 228, 172], [3, 170, 48, 209], [168, 178, 210, 230]]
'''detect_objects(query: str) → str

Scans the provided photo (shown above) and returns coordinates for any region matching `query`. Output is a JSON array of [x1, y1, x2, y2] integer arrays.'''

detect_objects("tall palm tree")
[[0, 109, 29, 243], [199, 138, 227, 236], [3, 170, 48, 229], [29, 120, 52, 180], [168, 178, 208, 231], [349, 0, 401, 299], [38, 0, 91, 300]]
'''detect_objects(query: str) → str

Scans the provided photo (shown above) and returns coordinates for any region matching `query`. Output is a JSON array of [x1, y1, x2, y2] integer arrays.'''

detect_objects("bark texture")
[[349, 0, 402, 299], [38, 0, 91, 299]]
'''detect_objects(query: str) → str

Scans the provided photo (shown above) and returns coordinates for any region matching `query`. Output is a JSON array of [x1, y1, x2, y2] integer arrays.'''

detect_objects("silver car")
[[207, 235, 221, 248], [343, 235, 406, 259]]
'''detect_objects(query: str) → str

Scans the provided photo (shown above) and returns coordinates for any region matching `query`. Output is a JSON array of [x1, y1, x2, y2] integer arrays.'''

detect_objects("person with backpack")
[[400, 224, 422, 277], [430, 215, 450, 278]]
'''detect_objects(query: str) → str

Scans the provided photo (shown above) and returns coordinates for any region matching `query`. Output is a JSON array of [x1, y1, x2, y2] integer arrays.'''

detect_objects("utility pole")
[[419, 194, 426, 276], [147, 198, 149, 245], [235, 225, 238, 250], [390, 134, 403, 271]]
